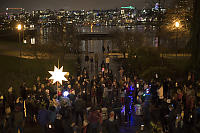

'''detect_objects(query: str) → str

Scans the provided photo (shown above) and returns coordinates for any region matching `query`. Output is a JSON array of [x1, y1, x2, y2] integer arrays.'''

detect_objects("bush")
[[125, 47, 162, 74]]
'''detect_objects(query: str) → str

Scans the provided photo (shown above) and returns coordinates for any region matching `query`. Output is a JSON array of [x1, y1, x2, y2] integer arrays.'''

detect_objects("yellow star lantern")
[[49, 66, 67, 85]]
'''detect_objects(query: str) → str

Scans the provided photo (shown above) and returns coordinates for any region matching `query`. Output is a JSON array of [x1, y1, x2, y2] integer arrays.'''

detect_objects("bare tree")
[[110, 29, 145, 58]]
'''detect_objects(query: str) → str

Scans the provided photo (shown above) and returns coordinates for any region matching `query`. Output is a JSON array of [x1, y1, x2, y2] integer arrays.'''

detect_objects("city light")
[[121, 6, 135, 10], [17, 24, 22, 31], [30, 24, 34, 28], [175, 21, 180, 28], [48, 124, 52, 128], [23, 40, 27, 44], [0, 0, 197, 132], [141, 125, 144, 131], [63, 91, 69, 97], [31, 37, 35, 44]]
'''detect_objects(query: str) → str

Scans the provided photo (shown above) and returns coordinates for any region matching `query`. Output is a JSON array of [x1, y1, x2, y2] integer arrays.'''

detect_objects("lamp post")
[[17, 24, 22, 57], [175, 21, 180, 59]]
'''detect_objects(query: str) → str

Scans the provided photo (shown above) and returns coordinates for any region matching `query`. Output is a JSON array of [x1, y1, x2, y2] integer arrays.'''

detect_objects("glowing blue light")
[[121, 106, 125, 113], [155, 3, 159, 10], [130, 96, 134, 113], [130, 85, 135, 91], [146, 88, 150, 94], [63, 91, 69, 97], [128, 95, 134, 114], [143, 88, 151, 97]]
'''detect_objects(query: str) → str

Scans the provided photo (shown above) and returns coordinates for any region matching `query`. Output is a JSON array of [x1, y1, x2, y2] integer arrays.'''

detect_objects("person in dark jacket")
[[74, 96, 85, 125], [20, 82, 28, 100], [105, 111, 119, 133], [5, 86, 16, 112], [96, 84, 104, 105], [88, 107, 101, 133], [62, 107, 74, 133], [14, 103, 24, 133], [4, 104, 13, 133], [112, 98, 122, 124], [38, 105, 49, 133]]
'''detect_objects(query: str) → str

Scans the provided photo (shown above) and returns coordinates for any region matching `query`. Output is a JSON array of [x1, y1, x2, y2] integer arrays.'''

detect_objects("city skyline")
[[1, 0, 146, 11]]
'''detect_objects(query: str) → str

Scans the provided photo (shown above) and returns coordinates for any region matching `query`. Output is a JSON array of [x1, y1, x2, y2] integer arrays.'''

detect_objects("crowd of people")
[[0, 63, 200, 133]]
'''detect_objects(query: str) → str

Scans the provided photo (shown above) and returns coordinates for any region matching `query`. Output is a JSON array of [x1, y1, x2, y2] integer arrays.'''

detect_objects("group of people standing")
[[1, 63, 200, 133]]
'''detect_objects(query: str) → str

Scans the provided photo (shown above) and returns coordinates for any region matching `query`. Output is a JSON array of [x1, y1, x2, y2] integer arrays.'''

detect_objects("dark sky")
[[1, 0, 146, 10]]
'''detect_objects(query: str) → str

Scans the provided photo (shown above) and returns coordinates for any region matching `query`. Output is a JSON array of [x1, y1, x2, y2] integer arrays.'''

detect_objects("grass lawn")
[[0, 55, 77, 96], [0, 34, 78, 95]]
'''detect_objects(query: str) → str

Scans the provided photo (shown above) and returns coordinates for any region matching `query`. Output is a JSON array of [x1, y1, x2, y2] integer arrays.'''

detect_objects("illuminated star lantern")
[[49, 66, 67, 85]]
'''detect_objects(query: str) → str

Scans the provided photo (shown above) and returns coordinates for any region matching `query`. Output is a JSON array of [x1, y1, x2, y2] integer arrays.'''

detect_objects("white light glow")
[[175, 22, 180, 28], [31, 38, 35, 44], [30, 25, 34, 28], [17, 24, 22, 31], [63, 91, 69, 97], [49, 66, 67, 85]]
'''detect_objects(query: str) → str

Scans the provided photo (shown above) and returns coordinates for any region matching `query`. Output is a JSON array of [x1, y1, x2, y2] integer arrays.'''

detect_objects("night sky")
[[1, 0, 146, 10]]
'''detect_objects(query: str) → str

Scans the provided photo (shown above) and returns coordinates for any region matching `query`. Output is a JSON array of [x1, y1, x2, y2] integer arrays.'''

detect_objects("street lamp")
[[17, 24, 22, 57], [175, 21, 180, 58], [17, 24, 22, 31], [175, 22, 180, 28]]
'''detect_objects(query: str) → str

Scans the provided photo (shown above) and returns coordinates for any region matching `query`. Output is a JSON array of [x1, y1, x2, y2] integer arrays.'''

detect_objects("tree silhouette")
[[190, 0, 200, 72], [110, 29, 144, 58]]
